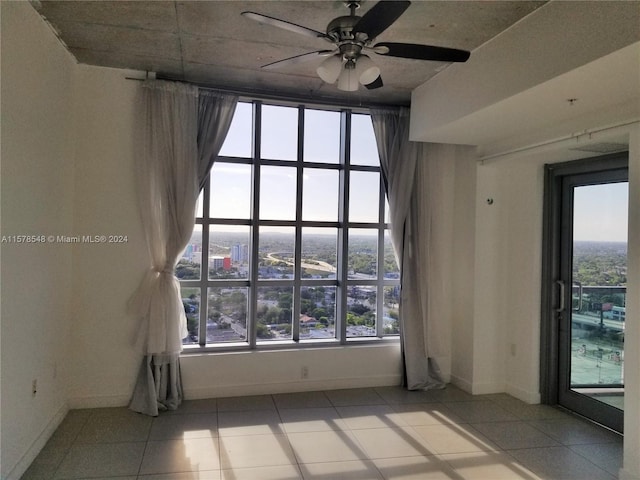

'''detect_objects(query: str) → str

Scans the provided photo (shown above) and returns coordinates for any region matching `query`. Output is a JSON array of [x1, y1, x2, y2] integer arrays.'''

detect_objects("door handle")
[[555, 280, 565, 313]]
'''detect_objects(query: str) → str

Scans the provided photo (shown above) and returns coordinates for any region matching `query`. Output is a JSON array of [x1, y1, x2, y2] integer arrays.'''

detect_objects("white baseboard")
[[505, 382, 541, 404], [5, 401, 68, 480], [183, 374, 402, 400], [449, 374, 473, 394], [65, 374, 403, 406], [470, 381, 506, 395], [68, 393, 130, 409], [619, 468, 640, 480]]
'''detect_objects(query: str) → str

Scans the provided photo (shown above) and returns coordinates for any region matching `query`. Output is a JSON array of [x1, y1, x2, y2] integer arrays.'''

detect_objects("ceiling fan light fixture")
[[337, 65, 359, 91], [317, 54, 343, 84], [355, 55, 380, 85]]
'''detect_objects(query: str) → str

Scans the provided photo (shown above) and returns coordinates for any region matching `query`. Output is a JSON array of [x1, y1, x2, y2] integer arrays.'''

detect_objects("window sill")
[[180, 336, 400, 356]]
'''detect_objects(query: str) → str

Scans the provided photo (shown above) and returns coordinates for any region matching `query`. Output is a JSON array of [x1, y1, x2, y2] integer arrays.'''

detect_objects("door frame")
[[540, 152, 628, 431]]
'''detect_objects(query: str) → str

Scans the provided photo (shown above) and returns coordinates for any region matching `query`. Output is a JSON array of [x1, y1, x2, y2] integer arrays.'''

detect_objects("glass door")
[[543, 154, 628, 433]]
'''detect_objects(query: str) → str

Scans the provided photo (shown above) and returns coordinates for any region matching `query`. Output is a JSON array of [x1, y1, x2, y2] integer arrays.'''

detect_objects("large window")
[[179, 101, 399, 349]]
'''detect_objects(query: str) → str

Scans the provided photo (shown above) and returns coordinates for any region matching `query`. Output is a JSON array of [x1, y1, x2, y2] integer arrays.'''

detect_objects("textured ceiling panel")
[[33, 0, 547, 105]]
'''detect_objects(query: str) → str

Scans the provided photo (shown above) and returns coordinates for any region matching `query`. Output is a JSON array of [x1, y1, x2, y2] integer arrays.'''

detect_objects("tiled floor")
[[22, 385, 623, 479]]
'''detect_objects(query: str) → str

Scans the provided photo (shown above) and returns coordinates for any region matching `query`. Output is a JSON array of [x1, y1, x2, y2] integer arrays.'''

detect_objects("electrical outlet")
[[301, 366, 309, 379], [32, 379, 38, 397]]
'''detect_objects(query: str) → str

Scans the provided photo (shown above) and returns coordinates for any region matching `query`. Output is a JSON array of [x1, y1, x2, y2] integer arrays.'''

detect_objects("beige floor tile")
[[300, 460, 384, 479], [288, 430, 368, 463], [389, 403, 462, 426], [26, 389, 625, 479], [139, 437, 220, 475], [76, 477, 138, 480], [471, 421, 560, 450], [508, 446, 616, 480], [412, 424, 498, 454], [325, 388, 386, 406], [373, 455, 459, 480], [444, 401, 519, 423], [165, 398, 218, 415], [418, 386, 476, 403], [569, 442, 623, 476], [139, 472, 220, 480], [219, 433, 296, 469], [221, 464, 303, 480], [53, 442, 145, 479], [217, 395, 276, 412], [218, 409, 285, 436], [482, 395, 570, 421], [374, 386, 443, 405], [527, 418, 622, 445], [46, 409, 93, 449], [337, 405, 407, 430], [442, 452, 544, 479], [273, 391, 332, 409], [150, 413, 218, 440], [76, 477, 137, 480], [75, 408, 152, 443], [20, 443, 69, 480], [351, 427, 436, 459], [279, 407, 348, 433]]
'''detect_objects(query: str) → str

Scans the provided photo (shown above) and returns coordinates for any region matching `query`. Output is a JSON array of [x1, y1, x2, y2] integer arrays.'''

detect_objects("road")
[[266, 253, 336, 273]]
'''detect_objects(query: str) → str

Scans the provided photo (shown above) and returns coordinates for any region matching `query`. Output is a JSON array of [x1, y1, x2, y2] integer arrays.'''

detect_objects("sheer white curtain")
[[370, 107, 458, 390], [129, 81, 237, 416]]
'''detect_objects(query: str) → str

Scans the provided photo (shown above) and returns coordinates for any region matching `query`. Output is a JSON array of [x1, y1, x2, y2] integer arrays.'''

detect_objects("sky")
[[200, 102, 384, 232], [573, 182, 628, 242], [205, 101, 629, 244]]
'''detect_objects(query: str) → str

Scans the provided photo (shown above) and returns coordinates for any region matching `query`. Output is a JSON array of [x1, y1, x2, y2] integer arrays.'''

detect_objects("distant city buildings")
[[211, 255, 231, 270], [231, 243, 249, 263], [182, 243, 201, 263], [182, 242, 249, 270]]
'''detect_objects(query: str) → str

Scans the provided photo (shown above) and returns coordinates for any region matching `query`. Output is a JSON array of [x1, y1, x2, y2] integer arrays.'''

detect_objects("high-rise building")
[[231, 244, 248, 263], [211, 256, 225, 270]]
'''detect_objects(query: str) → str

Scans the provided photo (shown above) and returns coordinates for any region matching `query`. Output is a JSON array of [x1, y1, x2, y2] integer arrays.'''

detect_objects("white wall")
[[449, 151, 477, 391], [462, 125, 640, 474], [0, 4, 404, 476], [182, 344, 402, 399], [65, 65, 405, 409], [1, 2, 76, 477], [67, 64, 147, 408]]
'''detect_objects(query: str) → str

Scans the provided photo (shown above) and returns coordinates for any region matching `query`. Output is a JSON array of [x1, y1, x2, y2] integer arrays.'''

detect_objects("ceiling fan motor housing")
[[327, 15, 370, 62]]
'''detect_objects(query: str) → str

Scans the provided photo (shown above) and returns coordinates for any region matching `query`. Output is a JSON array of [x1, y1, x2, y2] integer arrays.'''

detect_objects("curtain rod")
[[124, 72, 409, 110], [478, 119, 639, 164]]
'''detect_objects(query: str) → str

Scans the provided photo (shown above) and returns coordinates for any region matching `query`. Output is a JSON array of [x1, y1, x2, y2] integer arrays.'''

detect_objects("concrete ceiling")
[[31, 0, 547, 106], [410, 1, 640, 156]]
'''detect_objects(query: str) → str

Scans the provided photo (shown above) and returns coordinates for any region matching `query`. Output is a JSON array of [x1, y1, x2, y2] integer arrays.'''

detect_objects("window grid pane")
[[181, 102, 399, 347]]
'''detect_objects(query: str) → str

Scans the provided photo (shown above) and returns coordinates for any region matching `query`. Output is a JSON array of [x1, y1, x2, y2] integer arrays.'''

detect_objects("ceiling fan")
[[241, 1, 471, 92]]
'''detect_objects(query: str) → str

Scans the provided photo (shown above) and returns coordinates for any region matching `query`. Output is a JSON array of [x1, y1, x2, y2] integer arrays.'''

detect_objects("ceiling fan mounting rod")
[[345, 1, 360, 16]]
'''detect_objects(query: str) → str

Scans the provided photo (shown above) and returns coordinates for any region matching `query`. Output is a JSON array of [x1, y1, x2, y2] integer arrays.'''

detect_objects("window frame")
[[180, 99, 400, 352]]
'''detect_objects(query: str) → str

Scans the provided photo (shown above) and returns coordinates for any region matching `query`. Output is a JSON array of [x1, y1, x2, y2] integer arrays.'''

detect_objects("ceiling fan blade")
[[242, 11, 330, 40], [262, 50, 336, 70], [363, 75, 384, 90], [353, 1, 411, 40], [374, 42, 470, 62]]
